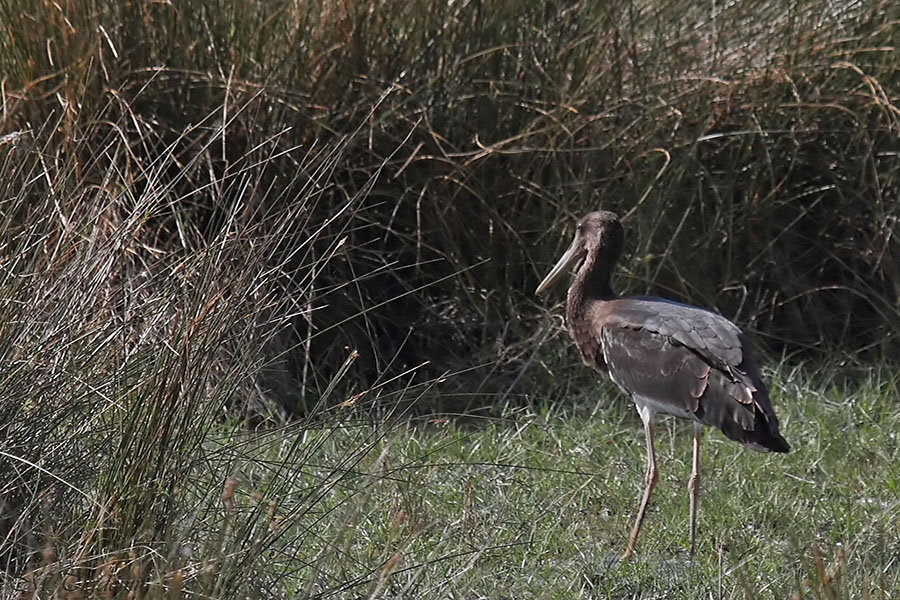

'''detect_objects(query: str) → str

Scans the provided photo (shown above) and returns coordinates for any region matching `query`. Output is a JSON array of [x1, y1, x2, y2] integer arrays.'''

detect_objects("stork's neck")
[[566, 250, 616, 321]]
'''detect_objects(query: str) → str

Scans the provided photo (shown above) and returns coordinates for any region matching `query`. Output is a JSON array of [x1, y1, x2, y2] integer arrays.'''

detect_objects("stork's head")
[[535, 211, 624, 295]]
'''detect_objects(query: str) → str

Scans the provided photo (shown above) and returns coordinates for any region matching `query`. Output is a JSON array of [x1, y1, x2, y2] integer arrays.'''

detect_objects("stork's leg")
[[623, 406, 657, 559], [688, 422, 703, 558]]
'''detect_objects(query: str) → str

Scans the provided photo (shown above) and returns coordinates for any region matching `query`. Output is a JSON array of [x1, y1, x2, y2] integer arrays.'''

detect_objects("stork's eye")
[[576, 223, 584, 233]]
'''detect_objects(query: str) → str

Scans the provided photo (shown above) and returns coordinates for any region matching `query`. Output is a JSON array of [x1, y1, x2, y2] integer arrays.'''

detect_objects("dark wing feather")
[[606, 298, 744, 366], [591, 298, 789, 453]]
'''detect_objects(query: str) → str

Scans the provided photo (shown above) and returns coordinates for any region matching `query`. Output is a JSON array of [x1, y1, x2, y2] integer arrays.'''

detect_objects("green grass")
[[232, 372, 898, 599], [19, 369, 896, 598]]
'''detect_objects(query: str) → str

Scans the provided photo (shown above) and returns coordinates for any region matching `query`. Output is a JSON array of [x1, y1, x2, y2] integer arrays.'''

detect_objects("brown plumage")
[[536, 210, 789, 558]]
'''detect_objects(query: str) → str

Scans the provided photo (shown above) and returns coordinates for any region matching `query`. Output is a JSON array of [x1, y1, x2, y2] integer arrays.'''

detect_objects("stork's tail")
[[748, 409, 790, 453]]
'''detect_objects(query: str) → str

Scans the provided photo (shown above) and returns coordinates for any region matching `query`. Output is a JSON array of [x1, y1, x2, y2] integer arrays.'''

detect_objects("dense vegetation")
[[1, 0, 898, 597]]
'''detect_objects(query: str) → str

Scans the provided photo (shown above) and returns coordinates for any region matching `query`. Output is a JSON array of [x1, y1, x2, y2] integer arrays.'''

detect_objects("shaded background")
[[3, 0, 898, 413]]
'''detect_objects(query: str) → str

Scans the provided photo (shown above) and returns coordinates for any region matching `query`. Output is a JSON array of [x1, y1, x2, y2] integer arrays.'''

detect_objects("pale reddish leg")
[[623, 407, 657, 559], [688, 422, 703, 558]]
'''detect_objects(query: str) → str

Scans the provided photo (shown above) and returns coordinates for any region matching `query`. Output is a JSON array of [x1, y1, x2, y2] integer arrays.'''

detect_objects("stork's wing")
[[594, 298, 789, 452], [602, 297, 744, 367]]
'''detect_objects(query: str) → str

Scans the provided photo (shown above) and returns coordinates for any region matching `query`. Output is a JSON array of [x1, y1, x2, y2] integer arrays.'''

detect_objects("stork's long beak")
[[535, 241, 583, 295]]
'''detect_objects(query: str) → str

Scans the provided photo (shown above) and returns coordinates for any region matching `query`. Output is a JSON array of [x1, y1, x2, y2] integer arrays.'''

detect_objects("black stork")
[[535, 210, 789, 558]]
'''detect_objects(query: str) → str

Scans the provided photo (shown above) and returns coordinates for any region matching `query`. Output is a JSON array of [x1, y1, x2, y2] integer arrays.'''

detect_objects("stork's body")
[[536, 211, 789, 558]]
